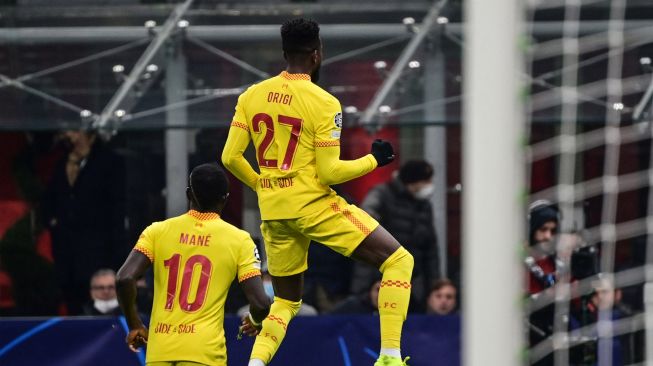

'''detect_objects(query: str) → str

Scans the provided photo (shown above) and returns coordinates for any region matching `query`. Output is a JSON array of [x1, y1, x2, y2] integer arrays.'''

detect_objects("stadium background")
[[0, 0, 652, 365]]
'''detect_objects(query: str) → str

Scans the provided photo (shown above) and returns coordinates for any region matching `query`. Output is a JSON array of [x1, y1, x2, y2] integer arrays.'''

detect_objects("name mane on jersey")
[[179, 233, 211, 247]]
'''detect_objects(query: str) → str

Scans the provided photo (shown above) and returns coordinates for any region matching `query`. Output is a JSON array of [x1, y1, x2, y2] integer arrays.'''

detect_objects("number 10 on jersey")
[[163, 254, 212, 313]]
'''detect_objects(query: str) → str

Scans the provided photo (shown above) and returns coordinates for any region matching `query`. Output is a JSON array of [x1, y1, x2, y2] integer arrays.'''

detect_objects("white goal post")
[[463, 0, 524, 366]]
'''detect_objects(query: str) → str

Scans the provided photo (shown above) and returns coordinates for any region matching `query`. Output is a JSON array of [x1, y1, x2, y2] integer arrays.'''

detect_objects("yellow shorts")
[[261, 196, 379, 277]]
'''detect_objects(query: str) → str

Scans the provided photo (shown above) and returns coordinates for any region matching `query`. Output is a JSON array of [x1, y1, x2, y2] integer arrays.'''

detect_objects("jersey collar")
[[187, 210, 220, 220], [280, 71, 310, 81]]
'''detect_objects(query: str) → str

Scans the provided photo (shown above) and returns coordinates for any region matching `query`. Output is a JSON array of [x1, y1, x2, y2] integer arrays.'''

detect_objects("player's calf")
[[248, 296, 302, 366], [378, 247, 414, 357]]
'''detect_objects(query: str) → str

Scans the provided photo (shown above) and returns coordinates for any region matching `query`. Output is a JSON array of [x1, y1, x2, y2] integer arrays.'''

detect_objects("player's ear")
[[311, 49, 318, 64], [186, 187, 193, 203]]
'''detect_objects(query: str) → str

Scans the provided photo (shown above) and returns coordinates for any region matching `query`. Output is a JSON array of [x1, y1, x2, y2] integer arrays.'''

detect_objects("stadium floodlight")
[[378, 105, 392, 114], [403, 17, 417, 33], [374, 61, 389, 79], [80, 110, 92, 118], [402, 17, 415, 26], [374, 61, 387, 70], [640, 57, 652, 73], [612, 102, 624, 111], [114, 109, 126, 118], [177, 20, 190, 29], [145, 20, 157, 36], [436, 16, 449, 25], [344, 106, 358, 114], [146, 64, 159, 73], [112, 64, 125, 74], [141, 65, 158, 80], [408, 60, 421, 69]]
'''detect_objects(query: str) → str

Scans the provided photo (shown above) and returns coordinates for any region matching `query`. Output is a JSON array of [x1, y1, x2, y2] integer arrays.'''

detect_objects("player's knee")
[[398, 248, 414, 273], [403, 250, 414, 271], [380, 246, 413, 274], [272, 296, 302, 318]]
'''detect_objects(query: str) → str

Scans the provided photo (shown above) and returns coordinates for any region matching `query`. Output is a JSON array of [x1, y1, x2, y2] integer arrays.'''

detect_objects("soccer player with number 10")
[[116, 164, 270, 366]]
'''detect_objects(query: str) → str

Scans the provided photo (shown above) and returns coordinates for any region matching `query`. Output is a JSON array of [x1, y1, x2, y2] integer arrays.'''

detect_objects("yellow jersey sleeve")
[[133, 223, 159, 262], [237, 233, 262, 283], [233, 89, 248, 126], [222, 91, 260, 190], [314, 97, 343, 143], [315, 145, 377, 186], [313, 98, 378, 185]]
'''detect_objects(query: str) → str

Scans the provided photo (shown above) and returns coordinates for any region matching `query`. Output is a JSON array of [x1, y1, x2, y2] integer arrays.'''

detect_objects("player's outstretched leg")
[[351, 227, 414, 366], [248, 275, 302, 366]]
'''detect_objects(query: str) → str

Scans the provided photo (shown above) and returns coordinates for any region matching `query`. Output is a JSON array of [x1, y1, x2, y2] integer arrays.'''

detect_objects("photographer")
[[526, 201, 598, 365]]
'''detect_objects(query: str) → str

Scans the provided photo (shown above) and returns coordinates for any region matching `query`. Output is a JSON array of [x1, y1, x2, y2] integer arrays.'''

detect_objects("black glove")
[[370, 139, 395, 167]]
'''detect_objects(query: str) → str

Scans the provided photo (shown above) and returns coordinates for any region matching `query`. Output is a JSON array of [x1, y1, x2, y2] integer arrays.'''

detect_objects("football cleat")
[[374, 355, 410, 366]]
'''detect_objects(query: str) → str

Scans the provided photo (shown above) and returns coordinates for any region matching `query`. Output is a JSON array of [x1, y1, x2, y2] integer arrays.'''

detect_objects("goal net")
[[524, 1, 653, 365]]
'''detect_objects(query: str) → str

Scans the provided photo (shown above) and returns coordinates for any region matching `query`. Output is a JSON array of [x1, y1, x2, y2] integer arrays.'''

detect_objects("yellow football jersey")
[[222, 71, 376, 220], [133, 210, 261, 366]]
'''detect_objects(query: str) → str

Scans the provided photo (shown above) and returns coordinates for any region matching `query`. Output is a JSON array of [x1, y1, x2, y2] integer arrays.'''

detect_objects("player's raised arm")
[[314, 98, 394, 185], [222, 93, 260, 190], [315, 138, 395, 186]]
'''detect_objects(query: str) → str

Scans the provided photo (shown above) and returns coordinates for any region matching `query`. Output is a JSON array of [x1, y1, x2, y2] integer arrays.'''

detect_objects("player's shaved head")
[[187, 163, 229, 212]]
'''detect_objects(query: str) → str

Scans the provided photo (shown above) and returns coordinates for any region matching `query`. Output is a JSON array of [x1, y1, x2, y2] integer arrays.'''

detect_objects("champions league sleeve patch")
[[334, 112, 343, 129], [254, 247, 261, 261]]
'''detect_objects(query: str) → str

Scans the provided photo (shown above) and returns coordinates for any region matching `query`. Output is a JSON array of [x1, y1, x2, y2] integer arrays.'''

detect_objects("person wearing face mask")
[[351, 159, 440, 310], [82, 269, 121, 316]]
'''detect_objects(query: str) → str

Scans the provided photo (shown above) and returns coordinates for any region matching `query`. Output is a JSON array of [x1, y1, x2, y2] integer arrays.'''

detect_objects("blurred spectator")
[[82, 269, 120, 316], [587, 279, 632, 318], [526, 200, 560, 366], [426, 279, 457, 315], [330, 280, 381, 314], [526, 201, 596, 295], [570, 278, 634, 366], [526, 200, 560, 295], [42, 129, 128, 315], [526, 200, 594, 366], [237, 271, 318, 317], [351, 160, 440, 309]]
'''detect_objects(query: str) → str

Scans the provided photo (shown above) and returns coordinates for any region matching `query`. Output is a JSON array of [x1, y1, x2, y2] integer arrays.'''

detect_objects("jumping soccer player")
[[222, 18, 414, 366], [116, 163, 270, 366]]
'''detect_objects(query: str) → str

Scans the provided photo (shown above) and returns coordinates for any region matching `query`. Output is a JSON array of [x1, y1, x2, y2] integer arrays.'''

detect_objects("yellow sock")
[[378, 247, 414, 350], [249, 296, 301, 364]]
